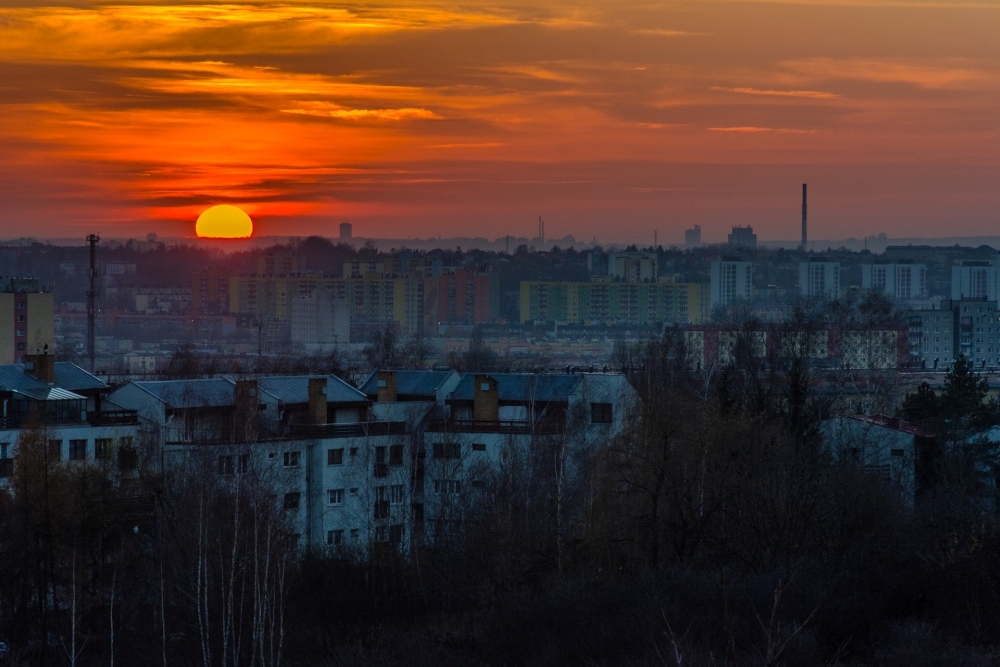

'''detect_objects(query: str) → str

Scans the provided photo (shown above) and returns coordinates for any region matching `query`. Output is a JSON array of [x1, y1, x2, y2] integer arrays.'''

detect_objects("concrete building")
[[684, 225, 701, 248], [951, 261, 997, 302], [727, 226, 757, 249], [956, 298, 1000, 368], [906, 300, 957, 369], [587, 252, 658, 283], [823, 414, 922, 506], [861, 263, 928, 301], [340, 222, 353, 240], [799, 261, 841, 299], [519, 280, 709, 325], [0, 277, 54, 363], [710, 259, 753, 310], [291, 285, 350, 347], [0, 358, 140, 488]]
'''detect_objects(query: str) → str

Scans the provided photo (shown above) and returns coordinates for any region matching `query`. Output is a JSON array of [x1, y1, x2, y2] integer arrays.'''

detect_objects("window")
[[375, 446, 386, 464], [349, 487, 359, 496], [377, 379, 387, 388], [480, 382, 490, 391], [16, 343, 24, 351], [48, 439, 62, 461], [374, 488, 390, 518], [591, 403, 613, 424], [238, 454, 250, 474], [433, 479, 461, 495], [327, 529, 344, 546], [472, 443, 486, 452], [389, 524, 404, 544], [389, 444, 403, 466], [283, 451, 300, 467], [16, 301, 24, 310], [374, 525, 389, 542], [432, 442, 461, 459], [328, 488, 344, 505], [15, 329, 24, 337], [69, 439, 87, 461], [16, 314, 23, 323], [390, 484, 404, 504], [283, 492, 300, 510], [218, 455, 234, 475], [94, 438, 111, 459], [327, 448, 344, 465], [0, 443, 11, 478]]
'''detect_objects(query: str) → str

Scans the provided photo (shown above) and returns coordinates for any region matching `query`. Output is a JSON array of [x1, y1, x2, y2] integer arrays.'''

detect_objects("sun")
[[196, 205, 253, 238]]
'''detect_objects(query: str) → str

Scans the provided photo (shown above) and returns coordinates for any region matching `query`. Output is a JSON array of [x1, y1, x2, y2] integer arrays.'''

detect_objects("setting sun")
[[196, 205, 253, 238]]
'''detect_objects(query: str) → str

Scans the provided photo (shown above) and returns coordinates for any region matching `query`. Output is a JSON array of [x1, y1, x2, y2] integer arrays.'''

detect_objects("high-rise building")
[[799, 262, 841, 299], [684, 225, 702, 248], [861, 263, 928, 301], [727, 226, 757, 249], [951, 260, 997, 301], [710, 260, 753, 309], [291, 286, 350, 347], [906, 300, 956, 369], [587, 251, 657, 282], [0, 278, 54, 363], [340, 222, 353, 240], [519, 280, 708, 326]]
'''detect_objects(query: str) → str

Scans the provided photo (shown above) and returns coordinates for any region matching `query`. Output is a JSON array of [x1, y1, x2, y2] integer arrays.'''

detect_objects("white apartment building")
[[798, 261, 841, 299], [291, 285, 350, 348], [951, 261, 998, 302], [861, 263, 927, 301], [710, 260, 753, 310]]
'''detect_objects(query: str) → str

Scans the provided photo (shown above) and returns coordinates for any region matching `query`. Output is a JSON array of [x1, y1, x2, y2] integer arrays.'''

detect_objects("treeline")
[[5, 324, 1000, 665]]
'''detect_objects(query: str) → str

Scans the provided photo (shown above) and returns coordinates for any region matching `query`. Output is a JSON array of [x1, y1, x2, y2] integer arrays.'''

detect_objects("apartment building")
[[0, 356, 140, 488], [519, 280, 709, 326], [0, 278, 54, 363], [710, 259, 753, 310], [799, 261, 841, 299], [861, 263, 928, 301]]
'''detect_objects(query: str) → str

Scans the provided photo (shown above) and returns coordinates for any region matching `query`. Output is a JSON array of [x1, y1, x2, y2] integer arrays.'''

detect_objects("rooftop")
[[449, 373, 582, 403]]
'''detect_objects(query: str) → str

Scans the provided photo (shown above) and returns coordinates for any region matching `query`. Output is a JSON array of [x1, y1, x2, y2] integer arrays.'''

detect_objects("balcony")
[[288, 421, 408, 439], [427, 418, 565, 435], [88, 409, 139, 426]]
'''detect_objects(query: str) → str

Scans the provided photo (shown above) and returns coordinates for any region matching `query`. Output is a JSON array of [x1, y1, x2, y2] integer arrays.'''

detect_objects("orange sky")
[[1, 0, 999, 243]]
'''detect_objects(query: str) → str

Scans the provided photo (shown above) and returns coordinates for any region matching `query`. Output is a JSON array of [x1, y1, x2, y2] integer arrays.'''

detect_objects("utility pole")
[[86, 234, 99, 373]]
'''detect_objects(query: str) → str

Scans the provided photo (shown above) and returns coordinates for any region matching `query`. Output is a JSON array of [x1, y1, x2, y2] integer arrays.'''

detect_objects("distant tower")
[[801, 183, 808, 251], [654, 229, 658, 248], [86, 233, 99, 373], [684, 225, 702, 247], [340, 222, 353, 240], [538, 216, 545, 244]]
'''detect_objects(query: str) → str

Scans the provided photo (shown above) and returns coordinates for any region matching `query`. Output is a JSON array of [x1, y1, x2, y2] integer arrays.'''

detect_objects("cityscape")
[[3, 0, 1000, 665]]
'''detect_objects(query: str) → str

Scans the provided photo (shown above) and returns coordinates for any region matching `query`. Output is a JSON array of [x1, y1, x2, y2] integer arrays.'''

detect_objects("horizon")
[[2, 1, 1000, 241]]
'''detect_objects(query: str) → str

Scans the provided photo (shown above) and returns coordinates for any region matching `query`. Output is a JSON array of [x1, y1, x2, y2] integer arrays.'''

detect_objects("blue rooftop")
[[359, 370, 457, 399], [258, 375, 366, 405], [132, 378, 237, 409], [449, 373, 581, 403], [54, 362, 108, 392]]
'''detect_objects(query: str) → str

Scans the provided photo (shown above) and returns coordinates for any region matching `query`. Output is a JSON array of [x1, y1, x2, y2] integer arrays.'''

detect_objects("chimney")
[[376, 371, 397, 402], [308, 377, 328, 425], [801, 183, 808, 251], [473, 375, 499, 421], [234, 379, 259, 442], [24, 350, 55, 384]]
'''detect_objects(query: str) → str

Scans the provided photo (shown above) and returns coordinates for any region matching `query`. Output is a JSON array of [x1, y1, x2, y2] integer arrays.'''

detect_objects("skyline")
[[2, 1, 1000, 242]]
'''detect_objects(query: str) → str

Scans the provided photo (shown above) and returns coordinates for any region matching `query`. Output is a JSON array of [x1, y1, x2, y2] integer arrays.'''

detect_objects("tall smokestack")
[[800, 183, 808, 251], [86, 233, 99, 373]]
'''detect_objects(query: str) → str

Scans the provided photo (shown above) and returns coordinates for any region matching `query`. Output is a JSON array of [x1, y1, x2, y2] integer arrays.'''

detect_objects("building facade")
[[519, 280, 709, 326], [0, 278, 54, 363], [710, 260, 753, 310], [861, 263, 928, 301], [799, 261, 841, 299]]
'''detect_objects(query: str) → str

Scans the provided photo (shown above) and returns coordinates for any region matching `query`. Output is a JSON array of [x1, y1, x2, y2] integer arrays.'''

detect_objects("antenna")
[[801, 183, 808, 251], [86, 233, 100, 373]]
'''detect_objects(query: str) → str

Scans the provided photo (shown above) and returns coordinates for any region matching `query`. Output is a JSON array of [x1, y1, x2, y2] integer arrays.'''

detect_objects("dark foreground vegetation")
[[4, 327, 1000, 666]]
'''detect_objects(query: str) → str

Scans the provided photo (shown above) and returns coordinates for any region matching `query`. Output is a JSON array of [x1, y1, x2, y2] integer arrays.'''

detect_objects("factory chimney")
[[800, 183, 808, 251], [86, 233, 99, 373]]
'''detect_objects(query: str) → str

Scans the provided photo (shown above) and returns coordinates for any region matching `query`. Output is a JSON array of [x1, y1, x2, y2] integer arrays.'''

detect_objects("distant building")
[[799, 261, 841, 299], [519, 280, 708, 326], [861, 263, 927, 301], [684, 225, 701, 248], [192, 266, 231, 314], [0, 277, 54, 363], [727, 226, 757, 249], [906, 300, 956, 369], [951, 261, 997, 302], [710, 259, 753, 310], [340, 222, 353, 240], [291, 286, 350, 347], [258, 248, 297, 276], [956, 298, 1000, 368], [586, 252, 658, 283]]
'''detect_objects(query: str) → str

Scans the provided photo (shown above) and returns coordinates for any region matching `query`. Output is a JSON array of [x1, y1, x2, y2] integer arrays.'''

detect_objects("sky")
[[1, 0, 999, 244]]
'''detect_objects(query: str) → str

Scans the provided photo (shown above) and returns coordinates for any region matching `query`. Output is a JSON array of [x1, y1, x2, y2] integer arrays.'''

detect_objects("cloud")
[[781, 58, 995, 90], [633, 28, 705, 37], [710, 86, 840, 99], [426, 142, 505, 148], [283, 106, 441, 121], [708, 126, 818, 133]]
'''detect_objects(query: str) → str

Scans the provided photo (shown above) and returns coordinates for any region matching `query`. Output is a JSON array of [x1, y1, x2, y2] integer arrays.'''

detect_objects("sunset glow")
[[196, 205, 253, 239], [1, 1, 999, 242]]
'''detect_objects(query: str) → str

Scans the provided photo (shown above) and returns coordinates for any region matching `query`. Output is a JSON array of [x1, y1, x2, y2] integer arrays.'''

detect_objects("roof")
[[359, 370, 456, 399], [257, 375, 366, 405], [851, 414, 934, 438], [131, 378, 237, 409], [0, 365, 49, 392], [12, 387, 86, 402], [449, 373, 582, 403], [54, 362, 108, 392]]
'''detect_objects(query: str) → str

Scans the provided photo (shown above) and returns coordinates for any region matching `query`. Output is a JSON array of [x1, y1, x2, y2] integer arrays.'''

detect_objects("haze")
[[1, 0, 999, 243]]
